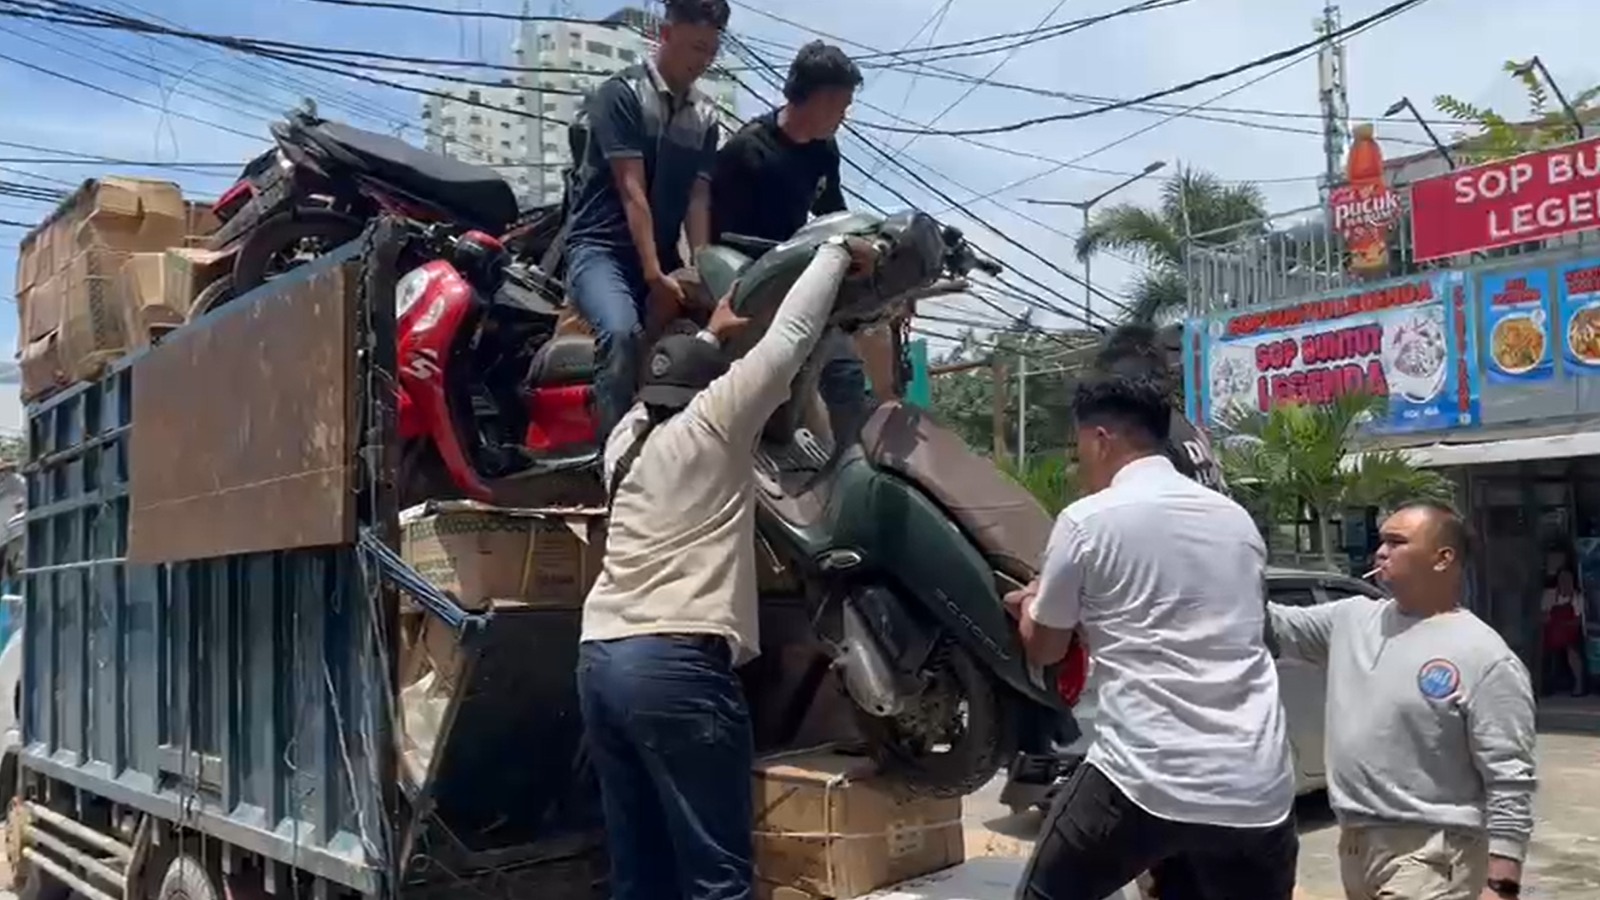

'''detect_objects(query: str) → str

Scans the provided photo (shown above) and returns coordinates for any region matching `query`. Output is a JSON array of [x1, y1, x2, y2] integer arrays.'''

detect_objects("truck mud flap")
[[360, 534, 604, 894]]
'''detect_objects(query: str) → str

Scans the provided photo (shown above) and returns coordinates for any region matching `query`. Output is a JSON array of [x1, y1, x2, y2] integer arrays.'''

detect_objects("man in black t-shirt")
[[709, 41, 874, 443]]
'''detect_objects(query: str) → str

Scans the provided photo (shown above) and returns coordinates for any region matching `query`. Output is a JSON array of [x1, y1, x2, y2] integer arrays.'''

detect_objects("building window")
[[442, 117, 456, 127], [515, 95, 526, 105], [469, 89, 481, 103], [543, 103, 556, 113], [617, 48, 636, 63], [586, 40, 612, 57], [543, 142, 559, 153], [469, 113, 482, 124]]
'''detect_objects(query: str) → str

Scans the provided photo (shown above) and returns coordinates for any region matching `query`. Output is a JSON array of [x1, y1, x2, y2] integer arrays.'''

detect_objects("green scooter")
[[697, 210, 1081, 797]]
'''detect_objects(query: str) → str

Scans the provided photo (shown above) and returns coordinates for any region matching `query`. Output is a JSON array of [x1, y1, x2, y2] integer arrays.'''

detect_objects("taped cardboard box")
[[114, 248, 231, 348], [399, 500, 607, 611], [17, 177, 185, 343], [50, 248, 131, 389], [753, 751, 964, 900]]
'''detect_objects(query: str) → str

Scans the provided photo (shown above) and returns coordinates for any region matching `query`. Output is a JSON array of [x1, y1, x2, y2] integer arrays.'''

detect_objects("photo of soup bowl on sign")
[[1385, 309, 1448, 404], [1569, 303, 1600, 366], [1491, 310, 1546, 375]]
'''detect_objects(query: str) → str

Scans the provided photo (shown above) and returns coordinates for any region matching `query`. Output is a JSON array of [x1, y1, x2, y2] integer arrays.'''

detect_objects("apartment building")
[[422, 5, 740, 208]]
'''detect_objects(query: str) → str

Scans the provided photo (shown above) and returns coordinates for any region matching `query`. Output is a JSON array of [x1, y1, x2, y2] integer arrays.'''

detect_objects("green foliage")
[[1218, 392, 1453, 570], [997, 455, 1077, 517], [1074, 167, 1268, 324], [927, 323, 1078, 459], [1433, 59, 1600, 165]]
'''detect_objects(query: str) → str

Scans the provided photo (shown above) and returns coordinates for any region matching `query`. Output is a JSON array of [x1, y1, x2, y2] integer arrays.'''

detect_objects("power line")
[[0, 48, 262, 141], [855, 0, 1429, 137], [730, 36, 1126, 326], [940, 0, 1435, 214], [0, 218, 37, 229], [294, 0, 609, 21]]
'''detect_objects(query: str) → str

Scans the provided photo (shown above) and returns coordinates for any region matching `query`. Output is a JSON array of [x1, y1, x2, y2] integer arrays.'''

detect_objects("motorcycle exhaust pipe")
[[834, 599, 914, 719]]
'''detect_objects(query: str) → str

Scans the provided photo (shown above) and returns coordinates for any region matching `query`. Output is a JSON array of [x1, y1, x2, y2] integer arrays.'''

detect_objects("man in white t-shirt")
[[1010, 361, 1298, 900]]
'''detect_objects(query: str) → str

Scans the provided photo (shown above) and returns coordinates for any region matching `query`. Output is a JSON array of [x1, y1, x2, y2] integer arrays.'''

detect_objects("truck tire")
[[157, 853, 222, 900]]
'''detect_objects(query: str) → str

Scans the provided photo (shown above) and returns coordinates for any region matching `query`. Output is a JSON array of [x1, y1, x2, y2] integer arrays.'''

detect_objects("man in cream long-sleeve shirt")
[[577, 235, 877, 900], [1269, 501, 1537, 900]]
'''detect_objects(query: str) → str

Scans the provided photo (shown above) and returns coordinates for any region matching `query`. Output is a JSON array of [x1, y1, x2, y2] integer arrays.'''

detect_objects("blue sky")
[[3, 0, 1600, 430]]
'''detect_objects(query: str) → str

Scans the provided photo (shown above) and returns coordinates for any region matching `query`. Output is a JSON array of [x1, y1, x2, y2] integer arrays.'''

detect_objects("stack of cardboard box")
[[15, 178, 230, 401], [752, 751, 966, 900]]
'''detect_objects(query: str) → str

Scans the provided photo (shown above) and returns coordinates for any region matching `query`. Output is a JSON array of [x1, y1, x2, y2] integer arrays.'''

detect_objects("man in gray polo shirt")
[[1269, 501, 1537, 900], [565, 0, 727, 438]]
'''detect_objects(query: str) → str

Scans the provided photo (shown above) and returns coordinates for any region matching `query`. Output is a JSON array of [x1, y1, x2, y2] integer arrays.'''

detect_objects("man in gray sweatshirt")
[[1268, 501, 1537, 900]]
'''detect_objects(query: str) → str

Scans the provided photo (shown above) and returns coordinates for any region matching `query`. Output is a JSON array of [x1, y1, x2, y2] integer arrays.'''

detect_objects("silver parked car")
[[1001, 566, 1386, 812]]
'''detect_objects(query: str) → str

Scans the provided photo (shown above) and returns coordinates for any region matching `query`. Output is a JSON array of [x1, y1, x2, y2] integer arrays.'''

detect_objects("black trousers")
[[1016, 763, 1298, 900]]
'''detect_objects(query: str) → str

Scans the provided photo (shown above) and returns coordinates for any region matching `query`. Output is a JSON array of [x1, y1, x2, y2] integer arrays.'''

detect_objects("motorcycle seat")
[[304, 119, 521, 233], [527, 334, 596, 387], [860, 401, 1053, 584]]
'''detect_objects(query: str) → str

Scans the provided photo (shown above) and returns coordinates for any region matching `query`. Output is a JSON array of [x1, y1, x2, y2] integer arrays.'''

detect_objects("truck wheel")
[[157, 853, 222, 900]]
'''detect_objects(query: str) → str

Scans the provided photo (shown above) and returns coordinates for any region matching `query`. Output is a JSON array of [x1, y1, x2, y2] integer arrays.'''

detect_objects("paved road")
[[960, 731, 1600, 900]]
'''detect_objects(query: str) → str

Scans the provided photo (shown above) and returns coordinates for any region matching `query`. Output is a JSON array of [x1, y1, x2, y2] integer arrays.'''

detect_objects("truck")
[[7, 225, 612, 900]]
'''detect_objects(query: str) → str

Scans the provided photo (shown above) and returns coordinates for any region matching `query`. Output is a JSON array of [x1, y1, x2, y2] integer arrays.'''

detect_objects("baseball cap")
[[638, 333, 732, 410]]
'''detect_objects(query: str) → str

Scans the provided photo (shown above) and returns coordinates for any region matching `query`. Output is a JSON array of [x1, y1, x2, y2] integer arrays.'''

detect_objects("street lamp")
[[1511, 56, 1585, 138], [1022, 160, 1166, 314], [1384, 97, 1456, 169]]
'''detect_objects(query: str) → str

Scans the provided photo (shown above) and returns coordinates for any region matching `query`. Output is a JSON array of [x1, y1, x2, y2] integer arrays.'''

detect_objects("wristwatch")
[[1487, 878, 1521, 898], [694, 328, 720, 348], [822, 234, 853, 251]]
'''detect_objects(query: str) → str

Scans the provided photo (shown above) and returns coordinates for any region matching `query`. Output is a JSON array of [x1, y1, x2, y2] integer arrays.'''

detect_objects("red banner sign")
[[1411, 136, 1600, 261]]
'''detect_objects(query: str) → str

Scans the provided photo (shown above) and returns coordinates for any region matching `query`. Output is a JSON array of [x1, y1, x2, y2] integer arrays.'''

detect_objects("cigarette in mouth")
[[1362, 568, 1381, 580]]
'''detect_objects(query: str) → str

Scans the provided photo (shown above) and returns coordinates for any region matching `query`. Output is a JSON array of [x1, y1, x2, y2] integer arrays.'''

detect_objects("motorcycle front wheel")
[[853, 641, 1017, 798]]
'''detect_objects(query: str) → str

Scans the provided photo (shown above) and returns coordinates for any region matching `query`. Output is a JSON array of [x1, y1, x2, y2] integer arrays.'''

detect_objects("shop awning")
[[1352, 430, 1600, 469]]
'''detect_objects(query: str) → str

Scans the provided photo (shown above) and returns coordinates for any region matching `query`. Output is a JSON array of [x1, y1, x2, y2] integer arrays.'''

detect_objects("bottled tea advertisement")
[[1481, 269, 1555, 383], [1185, 271, 1480, 434]]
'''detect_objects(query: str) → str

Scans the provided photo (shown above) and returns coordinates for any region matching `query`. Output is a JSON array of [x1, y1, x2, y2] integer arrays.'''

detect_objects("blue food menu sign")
[[1184, 271, 1479, 435], [1558, 260, 1600, 372], [1481, 269, 1554, 383]]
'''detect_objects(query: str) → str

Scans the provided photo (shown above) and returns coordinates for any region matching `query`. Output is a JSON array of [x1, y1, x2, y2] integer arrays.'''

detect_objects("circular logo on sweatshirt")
[[1417, 658, 1461, 700]]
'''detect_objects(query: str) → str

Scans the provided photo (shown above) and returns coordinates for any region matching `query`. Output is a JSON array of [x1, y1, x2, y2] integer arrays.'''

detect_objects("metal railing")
[[1184, 197, 1600, 317]]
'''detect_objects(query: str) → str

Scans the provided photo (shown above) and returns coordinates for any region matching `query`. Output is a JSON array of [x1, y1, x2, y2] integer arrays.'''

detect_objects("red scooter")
[[195, 107, 525, 323], [394, 226, 602, 509]]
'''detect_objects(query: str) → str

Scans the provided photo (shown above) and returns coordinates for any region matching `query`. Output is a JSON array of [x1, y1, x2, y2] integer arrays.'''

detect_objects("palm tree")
[[1217, 392, 1453, 572], [1074, 167, 1269, 324]]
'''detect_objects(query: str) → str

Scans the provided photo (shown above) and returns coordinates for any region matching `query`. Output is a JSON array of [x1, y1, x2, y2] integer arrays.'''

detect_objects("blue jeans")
[[817, 329, 874, 444], [567, 241, 649, 439], [576, 635, 754, 900]]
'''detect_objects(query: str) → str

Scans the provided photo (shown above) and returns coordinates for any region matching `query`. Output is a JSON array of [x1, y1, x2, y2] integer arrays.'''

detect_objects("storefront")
[[1182, 249, 1600, 699]]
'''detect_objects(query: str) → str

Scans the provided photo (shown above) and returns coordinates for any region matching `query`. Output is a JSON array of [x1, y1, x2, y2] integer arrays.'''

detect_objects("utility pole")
[[1316, 3, 1351, 203], [991, 360, 1009, 462], [1016, 354, 1028, 470]]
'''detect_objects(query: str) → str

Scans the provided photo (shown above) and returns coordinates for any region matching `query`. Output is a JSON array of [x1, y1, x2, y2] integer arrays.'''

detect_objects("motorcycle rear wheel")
[[232, 209, 366, 295], [853, 641, 1017, 798]]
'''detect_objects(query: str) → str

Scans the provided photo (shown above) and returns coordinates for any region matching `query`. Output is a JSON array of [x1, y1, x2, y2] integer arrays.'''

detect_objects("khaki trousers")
[[1338, 824, 1489, 900]]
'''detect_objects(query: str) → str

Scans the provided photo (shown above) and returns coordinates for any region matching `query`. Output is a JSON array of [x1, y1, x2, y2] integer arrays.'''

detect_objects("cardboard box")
[[15, 178, 187, 399], [17, 178, 185, 338], [20, 333, 65, 402], [184, 200, 222, 246], [399, 500, 607, 611], [112, 248, 233, 348], [753, 752, 965, 899]]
